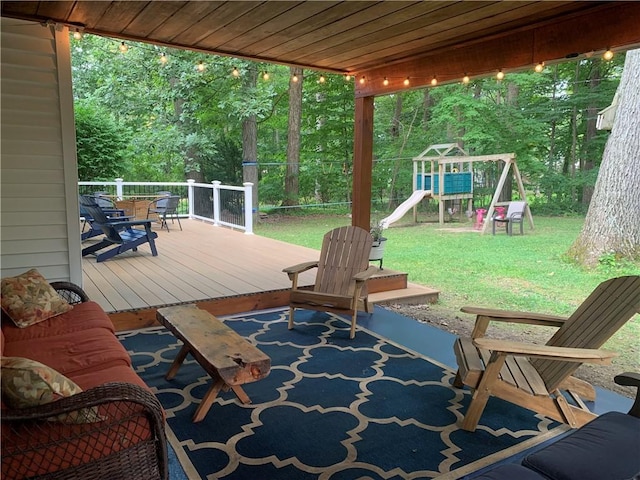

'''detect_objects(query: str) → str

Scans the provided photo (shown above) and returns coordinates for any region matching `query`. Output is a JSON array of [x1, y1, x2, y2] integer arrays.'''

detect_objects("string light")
[[383, 77, 389, 86], [534, 62, 544, 73], [262, 71, 270, 80], [318, 74, 325, 83], [159, 53, 168, 65], [118, 41, 128, 53], [430, 76, 437, 86], [403, 77, 410, 86], [496, 69, 504, 80], [197, 60, 205, 72], [603, 48, 614, 61], [73, 28, 83, 40], [359, 76, 365, 85], [344, 74, 352, 81], [292, 73, 299, 83], [462, 74, 470, 84], [232, 66, 240, 77]]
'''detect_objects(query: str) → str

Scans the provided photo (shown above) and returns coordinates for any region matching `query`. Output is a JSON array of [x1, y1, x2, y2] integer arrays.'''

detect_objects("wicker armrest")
[[2, 382, 168, 480], [50, 281, 90, 305]]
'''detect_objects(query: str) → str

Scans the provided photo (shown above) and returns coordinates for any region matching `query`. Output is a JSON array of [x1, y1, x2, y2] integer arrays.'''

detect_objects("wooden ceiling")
[[3, 1, 640, 96]]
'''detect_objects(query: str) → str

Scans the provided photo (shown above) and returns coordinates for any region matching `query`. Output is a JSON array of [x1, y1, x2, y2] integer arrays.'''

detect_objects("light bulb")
[[232, 67, 240, 77], [345, 74, 352, 81], [197, 61, 205, 72], [431, 76, 437, 86], [73, 28, 82, 40], [119, 41, 128, 53], [319, 75, 325, 83], [159, 53, 168, 65], [534, 62, 544, 73], [462, 74, 470, 84], [403, 77, 410, 86], [496, 69, 504, 80], [263, 71, 270, 81], [292, 74, 299, 83], [383, 77, 389, 86], [603, 48, 614, 61], [359, 76, 365, 85]]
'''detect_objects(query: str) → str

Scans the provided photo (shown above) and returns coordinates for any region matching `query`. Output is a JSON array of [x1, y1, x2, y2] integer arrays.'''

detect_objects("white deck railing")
[[78, 178, 253, 234]]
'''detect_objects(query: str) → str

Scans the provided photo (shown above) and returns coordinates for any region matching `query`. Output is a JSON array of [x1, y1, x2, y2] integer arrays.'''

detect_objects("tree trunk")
[[422, 89, 433, 129], [388, 99, 419, 210], [242, 67, 259, 221], [283, 67, 303, 207], [582, 61, 601, 205], [567, 49, 640, 267], [547, 65, 559, 203], [391, 94, 402, 138], [568, 62, 580, 203]]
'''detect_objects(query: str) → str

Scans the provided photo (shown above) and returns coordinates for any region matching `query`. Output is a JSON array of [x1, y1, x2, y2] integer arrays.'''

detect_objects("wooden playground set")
[[380, 143, 534, 234]]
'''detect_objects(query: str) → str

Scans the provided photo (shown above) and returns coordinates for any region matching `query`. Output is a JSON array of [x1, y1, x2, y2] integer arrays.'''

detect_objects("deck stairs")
[[367, 268, 439, 306]]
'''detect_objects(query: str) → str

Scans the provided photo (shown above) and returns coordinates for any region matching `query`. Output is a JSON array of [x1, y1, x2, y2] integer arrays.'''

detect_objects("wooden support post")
[[511, 162, 534, 230], [481, 157, 515, 234], [352, 96, 374, 230]]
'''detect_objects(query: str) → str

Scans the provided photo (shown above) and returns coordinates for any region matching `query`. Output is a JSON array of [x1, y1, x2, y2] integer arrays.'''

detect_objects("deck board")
[[82, 220, 320, 312]]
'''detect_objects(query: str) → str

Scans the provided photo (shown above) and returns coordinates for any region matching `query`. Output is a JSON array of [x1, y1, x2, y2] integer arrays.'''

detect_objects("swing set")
[[411, 143, 534, 234]]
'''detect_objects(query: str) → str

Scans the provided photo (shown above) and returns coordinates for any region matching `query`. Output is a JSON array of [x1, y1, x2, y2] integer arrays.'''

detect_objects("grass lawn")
[[256, 213, 640, 370]]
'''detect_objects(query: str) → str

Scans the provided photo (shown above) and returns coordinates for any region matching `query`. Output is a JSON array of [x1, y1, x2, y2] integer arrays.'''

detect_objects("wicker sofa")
[[1, 281, 167, 480]]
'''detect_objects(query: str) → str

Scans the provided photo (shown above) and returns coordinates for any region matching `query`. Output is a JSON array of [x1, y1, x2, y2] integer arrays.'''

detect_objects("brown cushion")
[[1, 269, 72, 328], [1, 301, 114, 343], [2, 327, 132, 377]]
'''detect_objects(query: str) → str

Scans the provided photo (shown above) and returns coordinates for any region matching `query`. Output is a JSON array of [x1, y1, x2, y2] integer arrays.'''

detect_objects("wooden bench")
[[156, 305, 271, 422]]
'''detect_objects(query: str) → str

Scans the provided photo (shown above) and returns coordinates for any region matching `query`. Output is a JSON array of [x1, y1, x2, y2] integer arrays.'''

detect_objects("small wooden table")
[[156, 305, 271, 422]]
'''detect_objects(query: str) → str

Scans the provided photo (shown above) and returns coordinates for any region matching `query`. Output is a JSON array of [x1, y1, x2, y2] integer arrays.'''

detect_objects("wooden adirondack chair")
[[453, 275, 640, 431], [80, 202, 159, 263], [283, 226, 377, 339]]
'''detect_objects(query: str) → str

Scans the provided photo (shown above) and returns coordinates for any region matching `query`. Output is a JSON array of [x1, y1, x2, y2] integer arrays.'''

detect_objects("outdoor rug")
[[117, 309, 566, 479]]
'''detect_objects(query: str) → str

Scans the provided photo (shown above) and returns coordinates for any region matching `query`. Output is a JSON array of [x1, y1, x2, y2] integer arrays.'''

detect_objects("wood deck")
[[82, 219, 439, 329]]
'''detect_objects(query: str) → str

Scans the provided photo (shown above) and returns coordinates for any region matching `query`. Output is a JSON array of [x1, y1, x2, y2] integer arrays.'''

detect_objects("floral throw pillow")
[[1, 356, 101, 423], [1, 269, 72, 328]]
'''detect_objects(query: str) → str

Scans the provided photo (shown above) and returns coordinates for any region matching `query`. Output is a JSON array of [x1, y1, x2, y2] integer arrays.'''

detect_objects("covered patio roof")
[[3, 1, 640, 94], [3, 1, 640, 228]]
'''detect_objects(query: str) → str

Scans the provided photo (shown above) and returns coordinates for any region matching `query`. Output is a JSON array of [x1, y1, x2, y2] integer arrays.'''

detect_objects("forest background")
[[71, 34, 624, 218]]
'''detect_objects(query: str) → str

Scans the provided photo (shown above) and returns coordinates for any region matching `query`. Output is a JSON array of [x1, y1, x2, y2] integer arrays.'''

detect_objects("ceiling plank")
[[123, 1, 187, 38], [148, 2, 225, 41], [260, 1, 418, 62], [199, 2, 301, 50], [89, 1, 148, 33], [170, 2, 260, 45], [298, 1, 501, 68], [224, 1, 341, 54], [333, 1, 572, 72]]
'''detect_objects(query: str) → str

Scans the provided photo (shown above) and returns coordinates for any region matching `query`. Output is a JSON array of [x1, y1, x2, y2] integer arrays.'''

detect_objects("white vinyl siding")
[[1, 17, 82, 283]]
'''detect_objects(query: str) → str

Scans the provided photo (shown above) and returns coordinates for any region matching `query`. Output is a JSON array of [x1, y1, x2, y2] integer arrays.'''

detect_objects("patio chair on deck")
[[453, 275, 640, 431], [283, 225, 377, 339], [80, 201, 159, 262], [147, 194, 182, 232]]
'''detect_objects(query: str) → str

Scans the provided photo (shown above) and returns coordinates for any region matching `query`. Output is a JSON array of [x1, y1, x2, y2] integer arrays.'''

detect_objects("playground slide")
[[379, 190, 431, 229]]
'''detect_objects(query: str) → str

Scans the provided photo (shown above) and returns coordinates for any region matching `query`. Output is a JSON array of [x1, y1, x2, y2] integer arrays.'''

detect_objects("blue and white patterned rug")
[[118, 309, 565, 479]]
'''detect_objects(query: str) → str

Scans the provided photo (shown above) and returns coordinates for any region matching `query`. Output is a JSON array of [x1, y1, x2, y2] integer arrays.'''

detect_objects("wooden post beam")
[[352, 96, 374, 230]]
